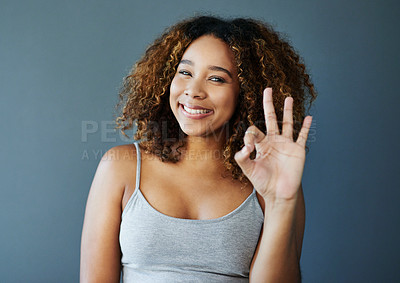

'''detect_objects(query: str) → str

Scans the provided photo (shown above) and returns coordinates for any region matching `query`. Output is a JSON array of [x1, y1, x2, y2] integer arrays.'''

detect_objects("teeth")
[[183, 105, 211, 114]]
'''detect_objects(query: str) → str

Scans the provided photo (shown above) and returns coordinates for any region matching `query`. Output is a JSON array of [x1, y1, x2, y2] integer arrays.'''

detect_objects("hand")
[[234, 88, 312, 202]]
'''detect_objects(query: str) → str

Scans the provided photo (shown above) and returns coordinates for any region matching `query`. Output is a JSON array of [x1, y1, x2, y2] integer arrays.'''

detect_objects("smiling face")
[[169, 35, 240, 139]]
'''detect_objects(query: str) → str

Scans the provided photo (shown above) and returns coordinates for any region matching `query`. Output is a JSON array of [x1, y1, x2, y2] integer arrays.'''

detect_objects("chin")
[[181, 129, 204, 136]]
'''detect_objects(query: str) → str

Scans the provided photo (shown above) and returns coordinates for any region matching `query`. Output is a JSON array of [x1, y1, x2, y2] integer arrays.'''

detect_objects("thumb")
[[234, 145, 254, 177]]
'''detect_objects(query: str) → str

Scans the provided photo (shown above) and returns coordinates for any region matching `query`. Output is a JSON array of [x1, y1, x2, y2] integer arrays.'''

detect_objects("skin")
[[80, 35, 310, 282], [170, 35, 239, 139], [236, 88, 311, 282]]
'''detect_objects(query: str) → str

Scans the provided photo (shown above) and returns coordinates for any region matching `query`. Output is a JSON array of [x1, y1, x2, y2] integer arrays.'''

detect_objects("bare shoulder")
[[90, 144, 139, 200], [102, 143, 138, 163], [102, 144, 138, 172], [103, 143, 151, 211], [116, 143, 166, 207]]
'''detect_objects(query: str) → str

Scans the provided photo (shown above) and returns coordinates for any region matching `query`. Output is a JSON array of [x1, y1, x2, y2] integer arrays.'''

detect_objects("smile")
[[179, 104, 214, 119]]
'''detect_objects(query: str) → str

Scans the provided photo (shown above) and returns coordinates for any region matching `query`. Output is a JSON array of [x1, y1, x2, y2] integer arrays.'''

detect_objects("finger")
[[263, 88, 280, 136], [234, 144, 255, 177], [244, 125, 265, 152], [282, 96, 294, 140], [296, 116, 313, 147]]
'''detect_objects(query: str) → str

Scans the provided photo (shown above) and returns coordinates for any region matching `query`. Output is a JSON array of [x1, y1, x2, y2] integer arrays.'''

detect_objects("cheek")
[[169, 77, 181, 115], [170, 76, 182, 97], [220, 91, 238, 112], [169, 78, 178, 106]]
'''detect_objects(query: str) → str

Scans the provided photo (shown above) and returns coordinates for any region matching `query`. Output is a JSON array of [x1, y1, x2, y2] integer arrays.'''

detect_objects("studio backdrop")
[[1, 0, 399, 282]]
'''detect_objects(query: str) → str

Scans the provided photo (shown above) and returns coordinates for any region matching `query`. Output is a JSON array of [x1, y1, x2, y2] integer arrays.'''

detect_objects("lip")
[[179, 103, 214, 119], [180, 102, 212, 110]]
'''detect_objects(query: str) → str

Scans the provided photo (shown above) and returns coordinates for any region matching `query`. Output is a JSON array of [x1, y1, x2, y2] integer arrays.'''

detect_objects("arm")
[[234, 88, 311, 282], [80, 147, 132, 283], [250, 184, 305, 282]]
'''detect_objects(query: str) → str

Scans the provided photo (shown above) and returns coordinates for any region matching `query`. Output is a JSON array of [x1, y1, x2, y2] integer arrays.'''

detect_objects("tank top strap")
[[133, 142, 141, 193], [121, 142, 142, 218]]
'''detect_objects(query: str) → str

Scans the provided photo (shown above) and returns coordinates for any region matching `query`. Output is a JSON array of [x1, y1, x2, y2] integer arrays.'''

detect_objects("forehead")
[[181, 35, 236, 70]]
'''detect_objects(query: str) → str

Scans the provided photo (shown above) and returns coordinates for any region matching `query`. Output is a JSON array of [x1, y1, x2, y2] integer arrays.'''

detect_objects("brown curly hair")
[[115, 15, 317, 185]]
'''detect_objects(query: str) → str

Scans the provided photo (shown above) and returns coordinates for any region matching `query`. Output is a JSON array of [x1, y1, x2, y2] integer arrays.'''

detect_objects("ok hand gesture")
[[234, 88, 312, 202]]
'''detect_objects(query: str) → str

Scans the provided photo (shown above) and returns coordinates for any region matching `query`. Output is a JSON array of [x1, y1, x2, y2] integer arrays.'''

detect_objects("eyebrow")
[[179, 59, 233, 79]]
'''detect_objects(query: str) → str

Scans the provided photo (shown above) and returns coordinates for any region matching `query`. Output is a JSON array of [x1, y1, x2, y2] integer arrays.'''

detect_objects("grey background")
[[1, 0, 399, 282]]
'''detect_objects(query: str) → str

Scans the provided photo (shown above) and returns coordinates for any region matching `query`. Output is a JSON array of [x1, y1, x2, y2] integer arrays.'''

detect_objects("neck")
[[177, 133, 228, 178]]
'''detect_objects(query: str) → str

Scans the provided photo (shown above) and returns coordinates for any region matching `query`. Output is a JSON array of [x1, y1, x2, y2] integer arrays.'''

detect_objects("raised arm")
[[235, 88, 312, 282], [80, 146, 134, 283], [249, 184, 305, 282]]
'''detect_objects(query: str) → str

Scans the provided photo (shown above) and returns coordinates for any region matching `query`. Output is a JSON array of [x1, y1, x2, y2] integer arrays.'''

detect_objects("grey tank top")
[[119, 142, 264, 282]]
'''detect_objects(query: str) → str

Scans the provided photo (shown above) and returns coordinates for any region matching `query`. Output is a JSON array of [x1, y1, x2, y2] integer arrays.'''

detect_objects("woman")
[[80, 16, 316, 282]]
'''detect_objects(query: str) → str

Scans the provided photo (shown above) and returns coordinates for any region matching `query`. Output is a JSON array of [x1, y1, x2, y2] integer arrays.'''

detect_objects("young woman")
[[80, 16, 317, 282]]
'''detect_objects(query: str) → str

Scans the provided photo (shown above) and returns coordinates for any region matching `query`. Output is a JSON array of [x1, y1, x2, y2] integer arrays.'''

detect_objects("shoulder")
[[92, 144, 139, 197], [101, 143, 138, 163], [108, 143, 163, 211]]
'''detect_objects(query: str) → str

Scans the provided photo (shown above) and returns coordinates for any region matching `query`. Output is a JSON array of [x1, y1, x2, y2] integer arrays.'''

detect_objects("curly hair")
[[115, 15, 317, 185]]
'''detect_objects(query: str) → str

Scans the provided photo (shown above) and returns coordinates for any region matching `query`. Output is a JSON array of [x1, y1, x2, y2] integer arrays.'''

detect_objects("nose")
[[184, 79, 206, 99]]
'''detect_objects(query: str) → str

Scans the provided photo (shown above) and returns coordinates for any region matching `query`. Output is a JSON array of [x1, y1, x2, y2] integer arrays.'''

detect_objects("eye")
[[178, 70, 192, 76], [209, 76, 226, 83]]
